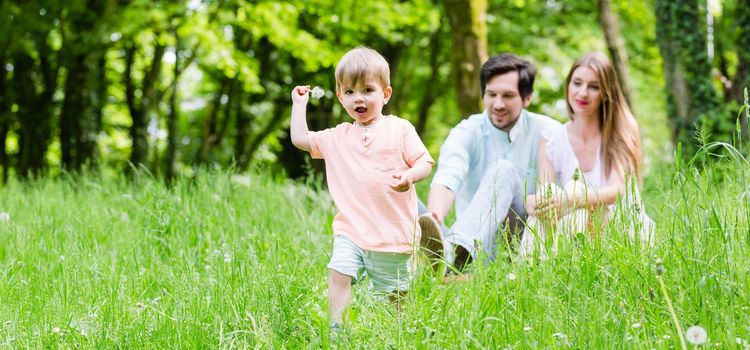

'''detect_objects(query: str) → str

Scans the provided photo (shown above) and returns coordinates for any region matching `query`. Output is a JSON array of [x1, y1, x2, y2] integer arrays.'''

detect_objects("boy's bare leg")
[[328, 270, 352, 325]]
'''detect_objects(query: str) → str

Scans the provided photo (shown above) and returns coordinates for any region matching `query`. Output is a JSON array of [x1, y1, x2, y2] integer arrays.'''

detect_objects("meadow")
[[0, 153, 749, 348]]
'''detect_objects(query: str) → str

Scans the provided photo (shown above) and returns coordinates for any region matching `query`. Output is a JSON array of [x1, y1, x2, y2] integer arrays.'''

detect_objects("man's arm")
[[290, 85, 311, 152], [427, 184, 455, 225]]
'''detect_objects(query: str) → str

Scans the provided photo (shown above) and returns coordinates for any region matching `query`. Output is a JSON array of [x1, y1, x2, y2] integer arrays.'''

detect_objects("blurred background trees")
[[0, 0, 747, 182]]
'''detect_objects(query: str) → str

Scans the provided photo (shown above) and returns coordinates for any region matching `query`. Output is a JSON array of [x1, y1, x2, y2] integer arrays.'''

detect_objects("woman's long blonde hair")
[[565, 52, 642, 181]]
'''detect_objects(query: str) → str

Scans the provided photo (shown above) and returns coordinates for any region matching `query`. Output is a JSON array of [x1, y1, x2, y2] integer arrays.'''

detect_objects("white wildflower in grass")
[[59, 255, 65, 263], [0, 212, 9, 222], [52, 326, 61, 334], [686, 325, 707, 345], [507, 272, 517, 281], [632, 322, 642, 329], [223, 253, 232, 263], [310, 86, 325, 99], [523, 325, 532, 332], [231, 174, 252, 187]]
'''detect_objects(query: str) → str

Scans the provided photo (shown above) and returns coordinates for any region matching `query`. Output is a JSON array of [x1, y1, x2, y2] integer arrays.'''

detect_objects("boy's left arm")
[[390, 124, 434, 192], [390, 157, 432, 192]]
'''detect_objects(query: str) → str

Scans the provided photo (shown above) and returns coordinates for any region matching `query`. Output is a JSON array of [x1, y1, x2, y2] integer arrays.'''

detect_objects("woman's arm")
[[525, 138, 557, 217], [574, 161, 627, 209]]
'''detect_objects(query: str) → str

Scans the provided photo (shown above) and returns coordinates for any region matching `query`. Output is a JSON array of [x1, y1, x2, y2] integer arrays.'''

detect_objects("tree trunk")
[[655, 0, 720, 155], [14, 52, 53, 178], [598, 0, 634, 107], [729, 0, 750, 102], [729, 0, 750, 138], [60, 51, 106, 170], [125, 42, 166, 170], [195, 77, 230, 166], [0, 57, 9, 183], [416, 19, 445, 136], [443, 0, 487, 118]]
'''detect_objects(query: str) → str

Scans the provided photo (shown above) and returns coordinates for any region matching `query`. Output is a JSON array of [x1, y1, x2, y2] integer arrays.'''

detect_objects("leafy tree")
[[655, 0, 721, 155]]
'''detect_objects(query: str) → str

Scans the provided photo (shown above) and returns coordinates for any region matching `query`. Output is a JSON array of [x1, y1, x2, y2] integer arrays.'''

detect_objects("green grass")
[[1, 157, 749, 348]]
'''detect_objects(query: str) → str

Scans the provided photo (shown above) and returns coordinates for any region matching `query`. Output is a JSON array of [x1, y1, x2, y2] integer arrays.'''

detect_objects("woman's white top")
[[542, 122, 606, 189], [540, 122, 655, 243]]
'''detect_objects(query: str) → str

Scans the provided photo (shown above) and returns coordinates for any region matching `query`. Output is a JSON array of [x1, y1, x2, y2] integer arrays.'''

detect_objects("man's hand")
[[390, 173, 413, 192]]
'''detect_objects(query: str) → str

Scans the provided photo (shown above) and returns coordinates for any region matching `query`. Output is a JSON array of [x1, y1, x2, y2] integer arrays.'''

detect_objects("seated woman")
[[519, 52, 654, 257]]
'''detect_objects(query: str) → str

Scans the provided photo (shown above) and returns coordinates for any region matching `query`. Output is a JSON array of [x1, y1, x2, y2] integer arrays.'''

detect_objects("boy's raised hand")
[[390, 173, 413, 192], [291, 85, 311, 105]]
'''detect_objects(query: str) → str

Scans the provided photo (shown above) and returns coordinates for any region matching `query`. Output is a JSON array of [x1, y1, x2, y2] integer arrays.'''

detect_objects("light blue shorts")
[[327, 235, 412, 293]]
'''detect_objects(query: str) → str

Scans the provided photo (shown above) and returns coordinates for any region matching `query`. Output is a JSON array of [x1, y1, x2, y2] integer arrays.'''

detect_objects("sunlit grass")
[[0, 156, 748, 348]]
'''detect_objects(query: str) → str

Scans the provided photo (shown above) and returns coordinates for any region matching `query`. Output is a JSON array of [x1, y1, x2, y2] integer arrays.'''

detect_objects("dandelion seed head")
[[310, 86, 325, 99], [655, 258, 665, 276], [686, 325, 707, 345]]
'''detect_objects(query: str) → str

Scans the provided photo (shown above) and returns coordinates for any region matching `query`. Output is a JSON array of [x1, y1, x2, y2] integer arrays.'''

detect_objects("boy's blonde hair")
[[334, 47, 390, 91]]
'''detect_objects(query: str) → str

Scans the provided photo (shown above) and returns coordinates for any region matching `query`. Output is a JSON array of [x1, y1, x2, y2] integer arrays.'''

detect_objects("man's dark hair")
[[479, 53, 536, 99]]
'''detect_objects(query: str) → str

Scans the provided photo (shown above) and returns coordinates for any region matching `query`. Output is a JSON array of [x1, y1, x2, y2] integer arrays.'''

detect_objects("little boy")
[[289, 47, 434, 333]]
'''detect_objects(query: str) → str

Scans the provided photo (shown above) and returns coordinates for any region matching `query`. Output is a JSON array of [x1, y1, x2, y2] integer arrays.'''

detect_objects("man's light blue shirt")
[[431, 109, 560, 220]]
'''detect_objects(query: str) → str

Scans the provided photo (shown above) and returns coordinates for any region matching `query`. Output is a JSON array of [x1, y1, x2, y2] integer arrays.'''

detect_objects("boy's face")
[[336, 77, 392, 126], [483, 71, 532, 132]]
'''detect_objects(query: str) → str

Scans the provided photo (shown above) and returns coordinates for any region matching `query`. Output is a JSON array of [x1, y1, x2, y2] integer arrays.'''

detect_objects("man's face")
[[483, 71, 532, 132]]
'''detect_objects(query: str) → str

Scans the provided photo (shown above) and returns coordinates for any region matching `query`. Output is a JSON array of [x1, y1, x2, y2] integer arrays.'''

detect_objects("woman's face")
[[567, 66, 603, 119]]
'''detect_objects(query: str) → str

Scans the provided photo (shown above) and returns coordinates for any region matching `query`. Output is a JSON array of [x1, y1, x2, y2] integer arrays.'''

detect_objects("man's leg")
[[447, 159, 525, 266]]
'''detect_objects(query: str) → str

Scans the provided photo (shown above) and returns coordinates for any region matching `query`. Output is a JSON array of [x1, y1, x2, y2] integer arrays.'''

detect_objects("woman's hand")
[[529, 183, 578, 220]]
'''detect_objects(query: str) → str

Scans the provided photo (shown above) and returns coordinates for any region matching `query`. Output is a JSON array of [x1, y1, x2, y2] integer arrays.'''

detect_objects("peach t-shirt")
[[308, 115, 434, 253]]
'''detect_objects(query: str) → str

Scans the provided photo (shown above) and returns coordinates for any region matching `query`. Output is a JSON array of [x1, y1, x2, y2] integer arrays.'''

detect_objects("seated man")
[[419, 53, 560, 270]]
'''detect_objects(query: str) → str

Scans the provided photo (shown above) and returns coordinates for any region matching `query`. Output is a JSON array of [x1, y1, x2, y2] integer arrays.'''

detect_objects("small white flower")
[[523, 325, 532, 332], [231, 174, 252, 187], [632, 322, 642, 329], [0, 212, 10, 222], [52, 326, 61, 334], [552, 332, 566, 338], [223, 253, 232, 263], [59, 255, 65, 263], [686, 325, 707, 345], [310, 86, 325, 99], [506, 273, 517, 281]]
